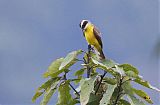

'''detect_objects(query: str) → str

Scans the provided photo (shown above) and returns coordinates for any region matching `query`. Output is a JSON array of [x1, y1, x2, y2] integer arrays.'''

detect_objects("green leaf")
[[80, 75, 97, 105], [43, 58, 64, 78], [87, 93, 101, 105], [125, 71, 139, 79], [119, 64, 139, 75], [91, 58, 117, 76], [100, 84, 116, 105], [72, 99, 80, 104], [134, 78, 160, 92], [74, 68, 86, 77], [40, 79, 60, 105], [32, 91, 44, 102], [118, 99, 131, 105], [122, 82, 145, 105], [102, 59, 118, 68], [132, 88, 153, 104], [74, 68, 86, 84], [113, 65, 125, 76], [38, 78, 57, 91], [32, 78, 60, 103], [91, 52, 117, 68], [122, 81, 133, 96], [44, 69, 69, 78], [59, 50, 82, 70], [56, 81, 75, 105], [111, 87, 121, 102], [127, 95, 145, 105], [91, 57, 117, 69], [103, 77, 117, 85]]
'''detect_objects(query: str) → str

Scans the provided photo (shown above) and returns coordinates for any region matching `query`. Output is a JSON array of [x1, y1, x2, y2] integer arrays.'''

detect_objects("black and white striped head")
[[79, 20, 90, 30]]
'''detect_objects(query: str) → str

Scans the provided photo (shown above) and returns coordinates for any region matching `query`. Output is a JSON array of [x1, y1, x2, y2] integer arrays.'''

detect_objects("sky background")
[[0, 0, 159, 105]]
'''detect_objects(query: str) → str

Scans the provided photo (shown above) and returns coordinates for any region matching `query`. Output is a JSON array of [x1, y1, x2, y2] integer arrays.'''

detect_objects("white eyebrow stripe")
[[81, 20, 87, 28], [80, 20, 90, 29], [80, 20, 84, 28]]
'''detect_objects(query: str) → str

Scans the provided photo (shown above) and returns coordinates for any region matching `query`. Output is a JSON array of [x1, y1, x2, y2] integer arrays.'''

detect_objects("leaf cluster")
[[32, 50, 160, 105]]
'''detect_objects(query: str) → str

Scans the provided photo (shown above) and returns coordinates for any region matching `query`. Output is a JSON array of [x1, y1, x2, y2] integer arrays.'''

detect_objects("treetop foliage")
[[32, 49, 159, 105]]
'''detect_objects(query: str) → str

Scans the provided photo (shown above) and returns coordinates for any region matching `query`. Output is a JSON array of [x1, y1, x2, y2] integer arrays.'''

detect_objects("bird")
[[79, 20, 105, 59]]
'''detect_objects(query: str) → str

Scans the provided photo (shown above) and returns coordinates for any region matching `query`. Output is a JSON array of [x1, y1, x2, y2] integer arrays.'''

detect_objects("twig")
[[113, 77, 123, 105], [69, 83, 80, 96], [95, 71, 107, 95], [63, 72, 80, 96], [87, 45, 91, 78], [63, 72, 67, 80], [83, 45, 92, 78]]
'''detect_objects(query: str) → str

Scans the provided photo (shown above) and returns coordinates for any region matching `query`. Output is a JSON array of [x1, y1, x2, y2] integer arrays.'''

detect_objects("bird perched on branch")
[[79, 20, 105, 60]]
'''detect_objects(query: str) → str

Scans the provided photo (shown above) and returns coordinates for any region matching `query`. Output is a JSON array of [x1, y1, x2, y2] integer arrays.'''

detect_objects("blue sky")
[[0, 0, 159, 104]]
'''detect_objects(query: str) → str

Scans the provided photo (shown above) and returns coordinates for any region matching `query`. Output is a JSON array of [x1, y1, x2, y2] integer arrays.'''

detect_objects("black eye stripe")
[[82, 21, 88, 29]]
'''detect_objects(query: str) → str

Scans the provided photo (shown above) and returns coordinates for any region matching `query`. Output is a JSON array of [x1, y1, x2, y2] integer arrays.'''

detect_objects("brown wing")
[[93, 26, 103, 48]]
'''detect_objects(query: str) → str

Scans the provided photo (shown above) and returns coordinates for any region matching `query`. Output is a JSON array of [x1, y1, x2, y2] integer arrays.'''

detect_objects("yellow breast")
[[84, 24, 101, 51]]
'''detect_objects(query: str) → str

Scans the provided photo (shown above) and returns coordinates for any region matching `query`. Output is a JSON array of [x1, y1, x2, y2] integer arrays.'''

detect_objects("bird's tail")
[[99, 50, 107, 74], [94, 47, 106, 60], [99, 50, 105, 60]]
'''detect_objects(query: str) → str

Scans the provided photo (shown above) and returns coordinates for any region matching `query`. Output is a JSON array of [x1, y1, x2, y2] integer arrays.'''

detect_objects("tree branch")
[[113, 77, 123, 105], [87, 45, 92, 78], [63, 72, 80, 96], [69, 83, 80, 96], [95, 71, 107, 95], [83, 45, 92, 78]]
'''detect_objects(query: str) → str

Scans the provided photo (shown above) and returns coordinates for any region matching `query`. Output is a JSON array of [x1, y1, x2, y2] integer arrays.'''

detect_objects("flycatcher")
[[79, 20, 105, 59]]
